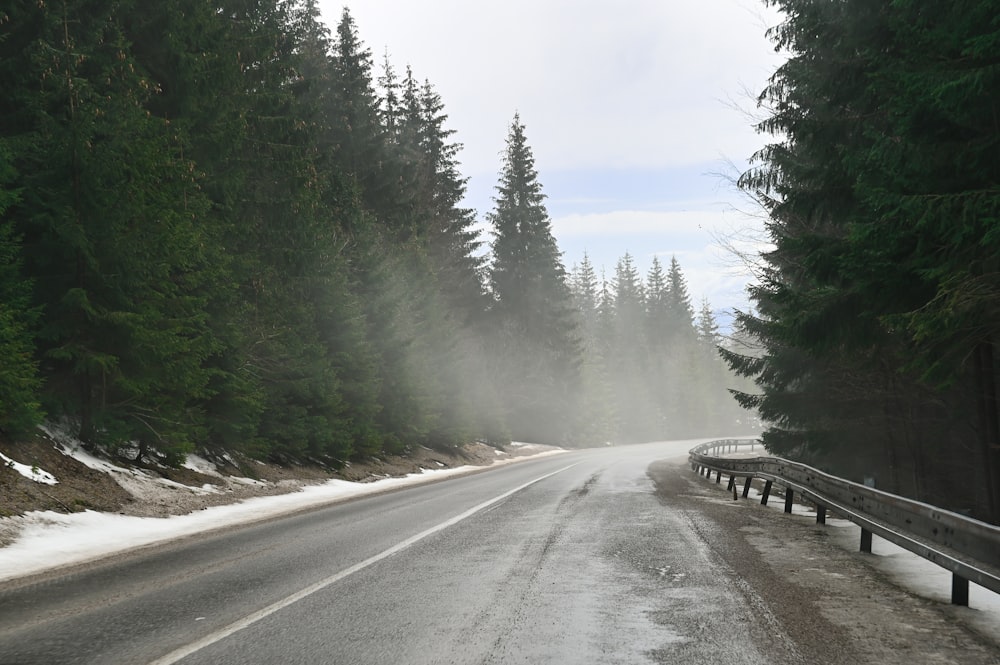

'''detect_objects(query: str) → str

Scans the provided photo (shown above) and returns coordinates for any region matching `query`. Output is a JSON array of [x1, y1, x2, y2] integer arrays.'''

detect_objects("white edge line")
[[148, 462, 580, 665]]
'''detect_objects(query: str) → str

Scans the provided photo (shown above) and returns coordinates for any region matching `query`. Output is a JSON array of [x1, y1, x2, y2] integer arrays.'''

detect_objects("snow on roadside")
[[39, 422, 271, 500], [182, 453, 225, 477], [0, 452, 57, 485], [826, 517, 1000, 643], [741, 480, 1000, 643], [0, 448, 567, 583]]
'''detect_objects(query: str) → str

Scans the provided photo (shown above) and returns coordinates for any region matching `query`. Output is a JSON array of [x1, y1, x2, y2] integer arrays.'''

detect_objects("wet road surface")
[[1, 440, 997, 664]]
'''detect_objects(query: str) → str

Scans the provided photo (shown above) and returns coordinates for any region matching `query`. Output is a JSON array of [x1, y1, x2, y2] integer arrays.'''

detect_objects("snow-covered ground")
[[0, 440, 565, 582], [742, 482, 1000, 642], [1, 451, 58, 485]]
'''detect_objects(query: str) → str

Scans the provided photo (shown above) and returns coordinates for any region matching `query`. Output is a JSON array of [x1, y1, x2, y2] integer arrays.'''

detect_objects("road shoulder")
[[648, 457, 1000, 665]]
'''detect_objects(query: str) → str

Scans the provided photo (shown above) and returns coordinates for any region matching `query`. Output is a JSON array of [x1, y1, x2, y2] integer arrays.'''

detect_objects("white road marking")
[[148, 462, 579, 665]]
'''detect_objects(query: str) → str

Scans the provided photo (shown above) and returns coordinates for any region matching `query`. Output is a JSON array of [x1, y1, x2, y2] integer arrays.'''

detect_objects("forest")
[[727, 0, 1000, 523], [0, 1, 746, 468]]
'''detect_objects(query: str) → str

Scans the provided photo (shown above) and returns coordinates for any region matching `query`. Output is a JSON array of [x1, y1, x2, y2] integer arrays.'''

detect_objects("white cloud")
[[552, 209, 724, 239], [318, 0, 785, 313], [323, 0, 785, 175]]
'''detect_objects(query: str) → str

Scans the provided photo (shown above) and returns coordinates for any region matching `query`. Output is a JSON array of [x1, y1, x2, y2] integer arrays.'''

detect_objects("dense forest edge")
[[5, 1, 998, 527], [726, 0, 1000, 523], [0, 2, 749, 480]]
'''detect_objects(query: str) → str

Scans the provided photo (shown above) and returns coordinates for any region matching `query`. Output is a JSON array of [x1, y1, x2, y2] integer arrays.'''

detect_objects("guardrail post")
[[952, 574, 969, 606], [689, 438, 1000, 601]]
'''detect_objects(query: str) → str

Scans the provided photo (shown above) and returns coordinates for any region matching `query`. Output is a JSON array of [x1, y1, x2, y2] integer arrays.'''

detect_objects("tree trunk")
[[880, 362, 901, 494], [973, 339, 1000, 524]]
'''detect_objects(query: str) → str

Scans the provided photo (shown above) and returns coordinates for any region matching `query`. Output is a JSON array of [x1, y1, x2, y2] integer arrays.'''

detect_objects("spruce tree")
[[607, 253, 659, 441], [2, 1, 221, 460], [487, 113, 580, 443], [734, 0, 1000, 518], [567, 254, 614, 443], [0, 142, 42, 435]]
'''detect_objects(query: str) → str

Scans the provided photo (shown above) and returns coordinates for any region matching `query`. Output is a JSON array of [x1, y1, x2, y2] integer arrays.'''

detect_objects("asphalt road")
[[1, 440, 997, 664]]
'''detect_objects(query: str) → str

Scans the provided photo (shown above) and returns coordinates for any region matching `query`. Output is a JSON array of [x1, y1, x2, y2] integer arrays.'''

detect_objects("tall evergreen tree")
[[2, 0, 221, 460], [570, 253, 600, 333], [0, 141, 42, 435], [487, 113, 580, 443], [696, 298, 720, 348], [663, 256, 697, 343], [606, 253, 659, 441], [732, 0, 1000, 519], [567, 254, 614, 443]]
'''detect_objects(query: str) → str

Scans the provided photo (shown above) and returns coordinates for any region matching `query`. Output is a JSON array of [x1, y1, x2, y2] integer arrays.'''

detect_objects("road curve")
[[0, 440, 997, 664]]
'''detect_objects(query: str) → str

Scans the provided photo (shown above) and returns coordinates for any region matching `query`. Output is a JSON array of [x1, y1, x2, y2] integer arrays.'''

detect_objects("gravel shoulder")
[[647, 457, 1000, 665]]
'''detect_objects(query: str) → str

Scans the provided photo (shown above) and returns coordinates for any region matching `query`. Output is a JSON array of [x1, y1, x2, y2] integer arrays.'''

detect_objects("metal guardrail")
[[689, 438, 1000, 606]]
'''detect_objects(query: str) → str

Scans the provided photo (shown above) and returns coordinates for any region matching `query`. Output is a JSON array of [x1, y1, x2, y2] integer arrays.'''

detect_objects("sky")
[[318, 0, 788, 316]]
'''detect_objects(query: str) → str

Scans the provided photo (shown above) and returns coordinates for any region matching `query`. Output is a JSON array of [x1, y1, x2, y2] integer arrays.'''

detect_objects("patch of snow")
[[40, 424, 135, 476], [182, 454, 222, 477], [37, 422, 81, 451], [38, 423, 280, 500], [823, 518, 1000, 640], [740, 477, 1000, 636], [0, 451, 567, 582], [0, 453, 57, 485], [40, 423, 148, 473]]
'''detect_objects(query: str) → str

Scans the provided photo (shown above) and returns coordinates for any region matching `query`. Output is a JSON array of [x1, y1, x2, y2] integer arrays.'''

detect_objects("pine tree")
[[696, 298, 720, 348], [661, 257, 702, 436], [570, 253, 600, 332], [417, 79, 487, 315], [606, 253, 659, 441], [2, 1, 223, 460], [644, 256, 669, 347], [487, 113, 580, 443], [663, 257, 697, 342], [566, 254, 614, 443], [735, 0, 1000, 519], [0, 141, 42, 435]]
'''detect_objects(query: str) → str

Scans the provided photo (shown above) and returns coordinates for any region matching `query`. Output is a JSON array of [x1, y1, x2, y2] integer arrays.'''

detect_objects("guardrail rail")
[[689, 438, 1000, 607]]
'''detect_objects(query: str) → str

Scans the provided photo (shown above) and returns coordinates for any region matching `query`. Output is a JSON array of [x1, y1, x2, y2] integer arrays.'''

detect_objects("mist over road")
[[1, 441, 995, 664]]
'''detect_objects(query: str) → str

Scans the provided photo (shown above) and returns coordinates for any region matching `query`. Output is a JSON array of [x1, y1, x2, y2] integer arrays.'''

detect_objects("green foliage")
[[0, 1, 221, 458], [0, 1, 749, 468], [734, 0, 1000, 519], [487, 114, 581, 444], [568, 254, 750, 443], [0, 142, 43, 435]]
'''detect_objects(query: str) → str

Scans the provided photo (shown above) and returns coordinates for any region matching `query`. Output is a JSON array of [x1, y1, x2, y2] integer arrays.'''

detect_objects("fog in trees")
[[0, 1, 756, 467], [568, 254, 754, 445]]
